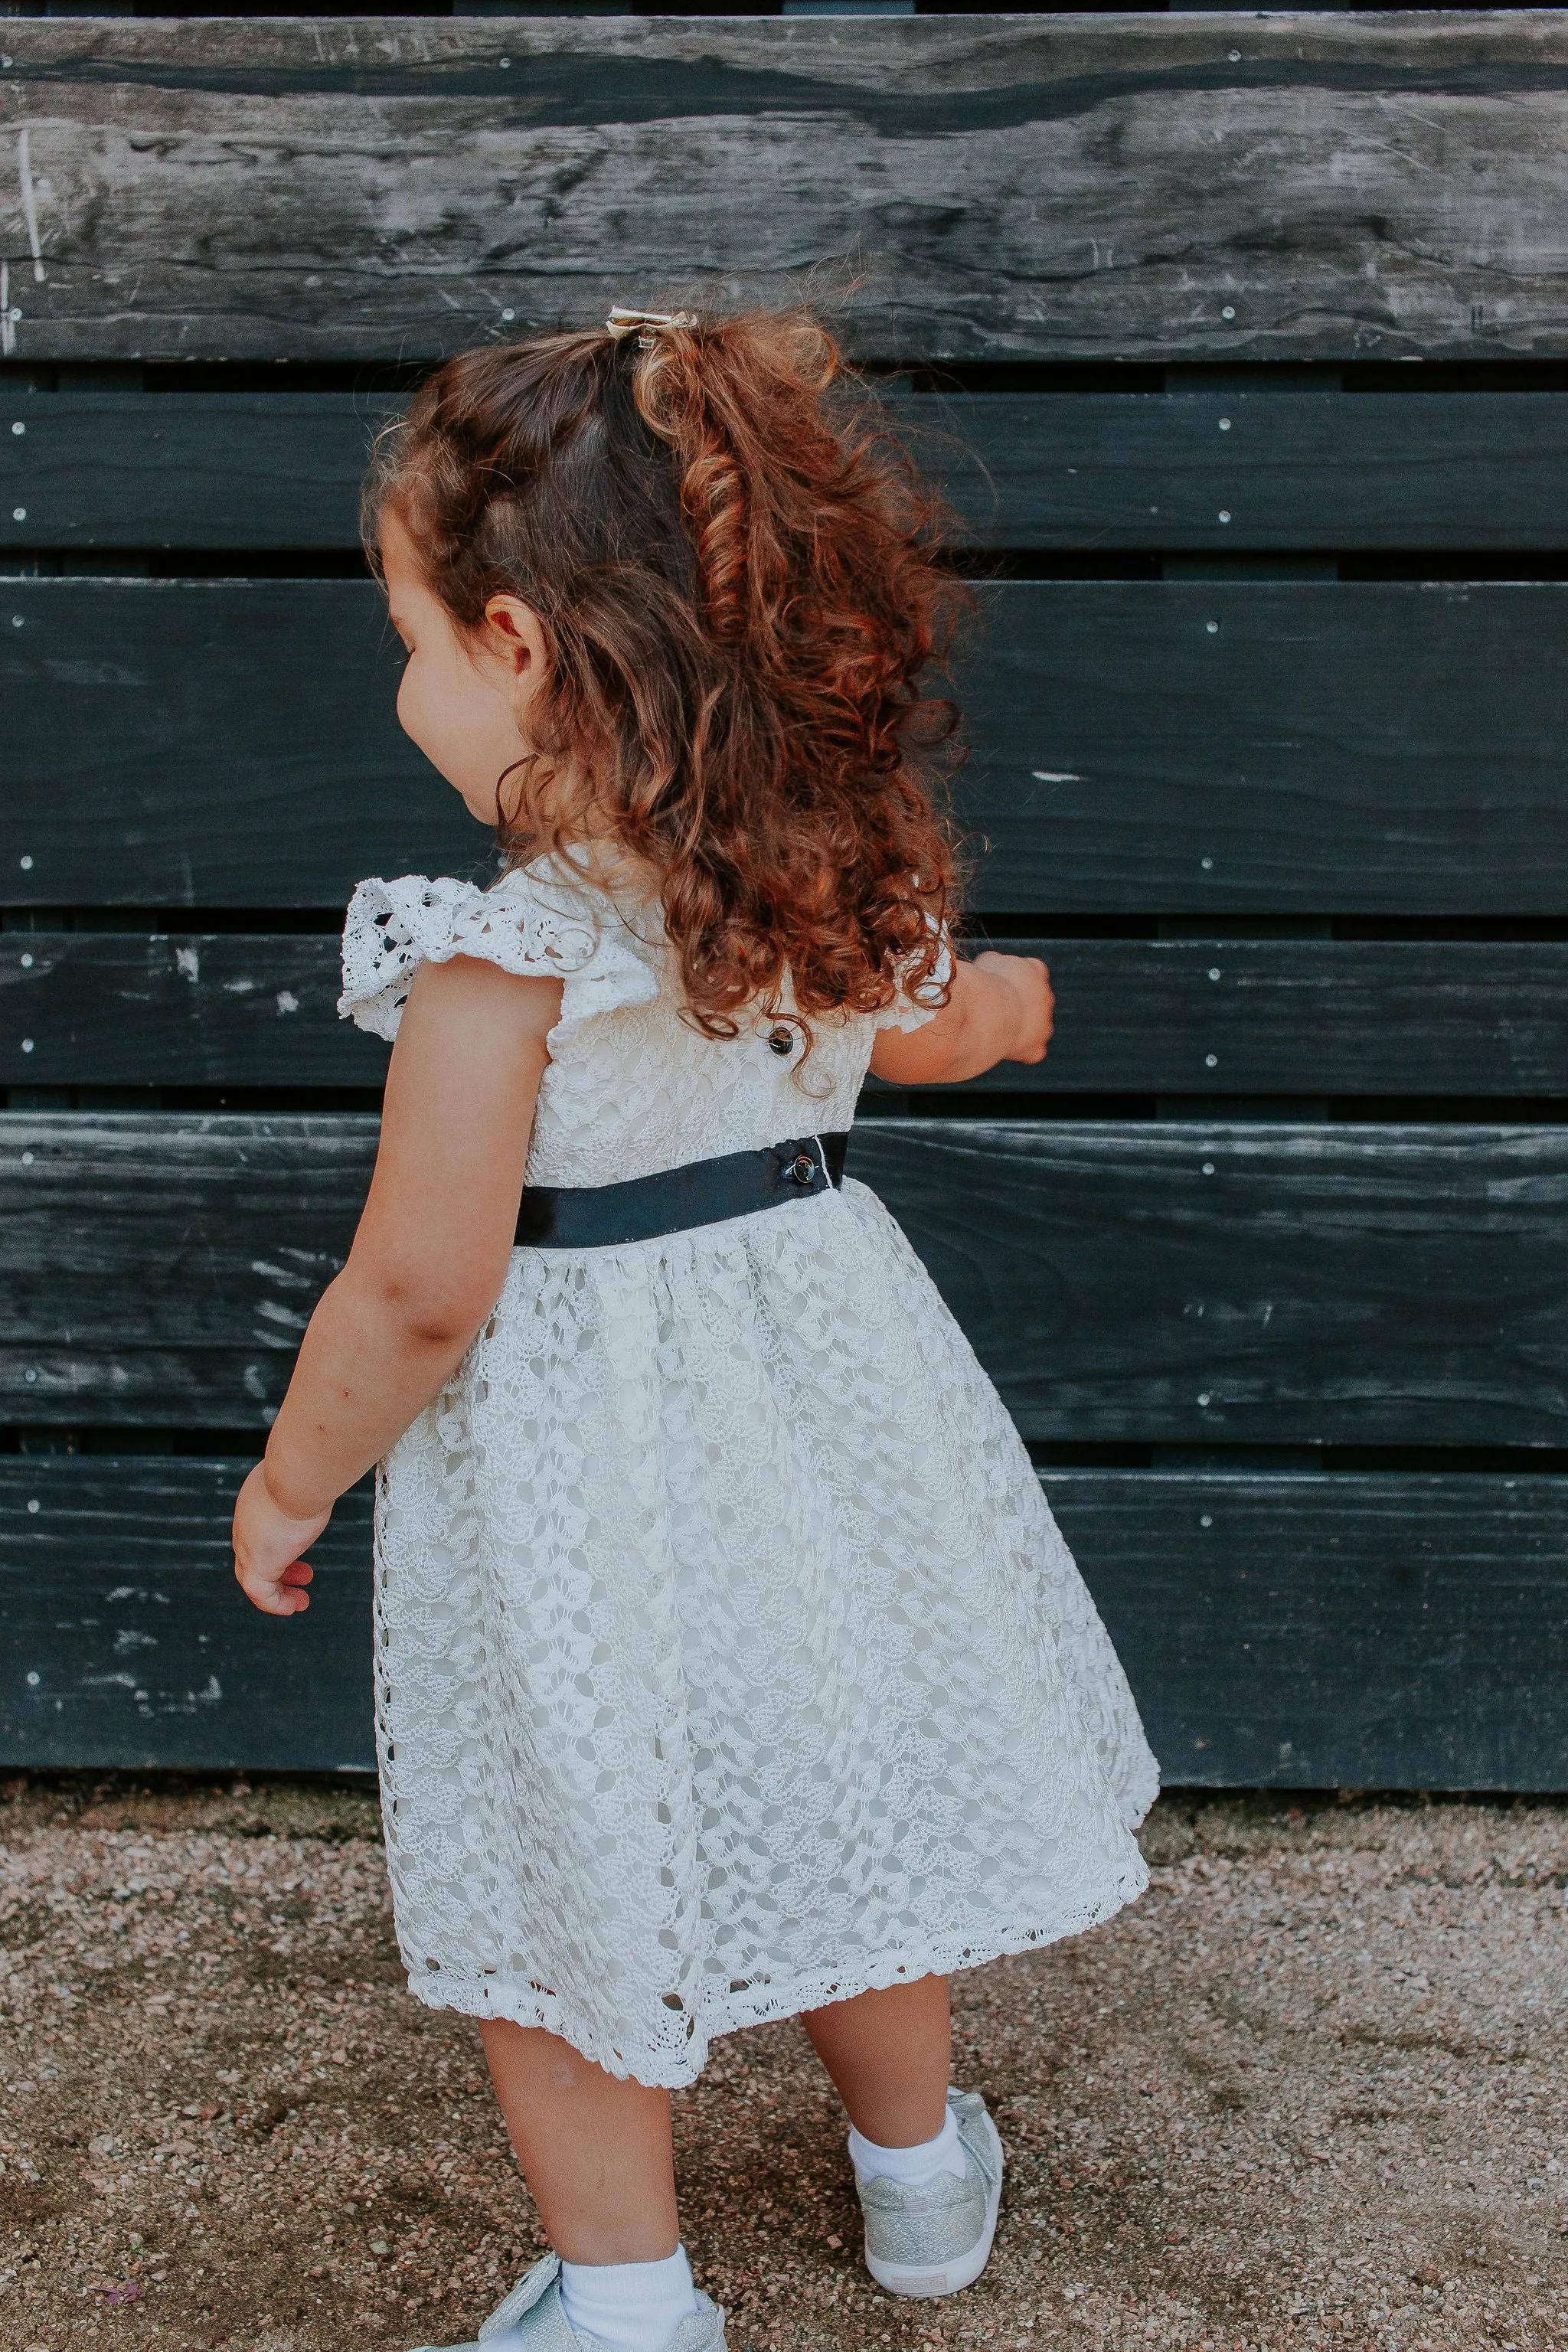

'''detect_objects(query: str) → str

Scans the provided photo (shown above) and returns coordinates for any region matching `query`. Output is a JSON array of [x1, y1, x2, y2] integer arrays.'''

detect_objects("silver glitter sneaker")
[[410, 2250, 727, 2350], [852, 2088, 1004, 2298]]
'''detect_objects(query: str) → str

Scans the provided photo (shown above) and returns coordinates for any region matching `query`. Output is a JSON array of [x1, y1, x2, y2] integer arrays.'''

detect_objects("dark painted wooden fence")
[[3, 12, 1567, 1788]]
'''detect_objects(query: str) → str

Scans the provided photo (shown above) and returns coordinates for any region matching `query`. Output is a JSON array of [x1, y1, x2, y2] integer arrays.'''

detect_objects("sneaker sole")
[[863, 2112, 1004, 2299]]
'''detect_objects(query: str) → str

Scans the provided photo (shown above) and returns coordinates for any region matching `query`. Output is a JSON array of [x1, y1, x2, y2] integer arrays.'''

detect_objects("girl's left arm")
[[869, 950, 1053, 1087], [232, 955, 564, 1616]]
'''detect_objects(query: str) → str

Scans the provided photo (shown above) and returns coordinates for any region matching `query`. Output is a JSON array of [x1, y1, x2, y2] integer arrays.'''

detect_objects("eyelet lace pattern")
[[341, 863, 1159, 2086]]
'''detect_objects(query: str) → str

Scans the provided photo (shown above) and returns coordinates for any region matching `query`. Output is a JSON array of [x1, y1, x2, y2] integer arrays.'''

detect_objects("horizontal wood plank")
[[861, 1122, 1568, 1446], [4, 17, 1568, 362], [5, 1457, 1563, 1788], [0, 580, 478, 908], [0, 933, 391, 1088], [5, 1113, 1568, 1446], [0, 1458, 374, 1772], [963, 939, 1568, 1098], [970, 582, 1568, 914], [0, 1114, 371, 1426], [12, 388, 1568, 553], [924, 388, 1568, 552], [0, 392, 397, 552], [10, 933, 1568, 1098], [8, 580, 1568, 913], [1047, 1470, 1568, 1792]]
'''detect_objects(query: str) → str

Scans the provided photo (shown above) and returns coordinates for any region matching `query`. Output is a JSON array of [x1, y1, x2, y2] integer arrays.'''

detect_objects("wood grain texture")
[[1047, 1471, 1568, 1792], [0, 579, 477, 909], [936, 939, 1568, 1099], [8, 579, 1568, 914], [0, 1113, 374, 1425], [4, 16, 1568, 361], [0, 932, 391, 1088], [11, 933, 1568, 1098], [0, 1457, 374, 1771], [6, 1456, 1563, 1787], [6, 1112, 1568, 1446], [11, 387, 1568, 553], [0, 391, 397, 551], [854, 1121, 1568, 1446], [969, 581, 1568, 913], [923, 388, 1568, 552]]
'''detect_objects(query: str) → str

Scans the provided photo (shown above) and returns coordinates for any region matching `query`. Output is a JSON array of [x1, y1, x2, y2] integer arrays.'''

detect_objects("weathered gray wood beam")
[[3, 15, 1568, 361]]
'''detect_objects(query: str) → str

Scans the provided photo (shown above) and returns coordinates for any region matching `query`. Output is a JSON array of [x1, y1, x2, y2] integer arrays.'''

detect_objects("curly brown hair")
[[362, 306, 967, 1039]]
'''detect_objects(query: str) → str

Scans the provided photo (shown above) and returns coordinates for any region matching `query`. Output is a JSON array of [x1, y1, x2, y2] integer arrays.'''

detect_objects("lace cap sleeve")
[[874, 920, 956, 1034], [338, 867, 612, 1042]]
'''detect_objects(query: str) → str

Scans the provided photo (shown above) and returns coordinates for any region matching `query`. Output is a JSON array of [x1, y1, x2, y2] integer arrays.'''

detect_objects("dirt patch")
[[0, 1777, 1564, 2351]]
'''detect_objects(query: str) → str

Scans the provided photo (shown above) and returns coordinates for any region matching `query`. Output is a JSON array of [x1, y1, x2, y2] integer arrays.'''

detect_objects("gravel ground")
[[0, 1777, 1563, 2352]]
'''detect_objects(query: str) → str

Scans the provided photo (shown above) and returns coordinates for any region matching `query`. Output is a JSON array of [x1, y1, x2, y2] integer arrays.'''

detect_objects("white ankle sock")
[[557, 2246, 697, 2352], [848, 2105, 967, 2188]]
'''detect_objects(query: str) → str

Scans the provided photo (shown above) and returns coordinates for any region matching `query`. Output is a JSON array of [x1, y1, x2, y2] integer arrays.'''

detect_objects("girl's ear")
[[482, 593, 549, 681]]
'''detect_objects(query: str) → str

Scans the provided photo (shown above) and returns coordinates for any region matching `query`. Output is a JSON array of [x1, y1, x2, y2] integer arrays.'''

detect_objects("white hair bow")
[[606, 304, 698, 348]]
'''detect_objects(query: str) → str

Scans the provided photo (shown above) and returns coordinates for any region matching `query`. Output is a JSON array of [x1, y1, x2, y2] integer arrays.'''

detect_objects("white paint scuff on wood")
[[17, 126, 45, 285]]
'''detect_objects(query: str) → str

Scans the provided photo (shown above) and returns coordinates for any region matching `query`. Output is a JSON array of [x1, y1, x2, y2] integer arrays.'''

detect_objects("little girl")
[[233, 303, 1158, 2352]]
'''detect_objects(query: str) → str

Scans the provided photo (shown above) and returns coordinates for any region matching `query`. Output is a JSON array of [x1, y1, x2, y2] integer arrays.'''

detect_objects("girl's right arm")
[[868, 950, 1054, 1086], [232, 953, 563, 1615]]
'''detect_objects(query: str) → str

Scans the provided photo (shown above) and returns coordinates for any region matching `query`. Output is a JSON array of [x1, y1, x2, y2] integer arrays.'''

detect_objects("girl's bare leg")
[[479, 2018, 679, 2264], [800, 1974, 952, 2146]]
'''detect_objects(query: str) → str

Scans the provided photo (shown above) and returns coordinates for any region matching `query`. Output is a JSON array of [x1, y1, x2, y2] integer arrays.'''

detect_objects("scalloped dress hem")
[[396, 1844, 1156, 2090]]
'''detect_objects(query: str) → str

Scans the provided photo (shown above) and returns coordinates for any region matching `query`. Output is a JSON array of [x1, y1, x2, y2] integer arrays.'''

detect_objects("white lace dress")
[[338, 858, 1159, 2089]]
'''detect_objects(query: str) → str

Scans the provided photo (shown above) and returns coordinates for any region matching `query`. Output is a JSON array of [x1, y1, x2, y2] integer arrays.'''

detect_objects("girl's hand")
[[232, 1460, 331, 1616], [971, 950, 1054, 1064]]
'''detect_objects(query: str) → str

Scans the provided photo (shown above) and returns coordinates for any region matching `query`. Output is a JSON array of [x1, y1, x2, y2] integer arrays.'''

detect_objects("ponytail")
[[632, 313, 838, 652], [633, 321, 753, 645]]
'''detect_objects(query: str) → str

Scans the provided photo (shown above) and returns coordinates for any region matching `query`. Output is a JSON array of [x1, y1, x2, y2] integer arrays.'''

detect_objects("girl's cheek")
[[395, 662, 440, 763], [395, 662, 418, 743]]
